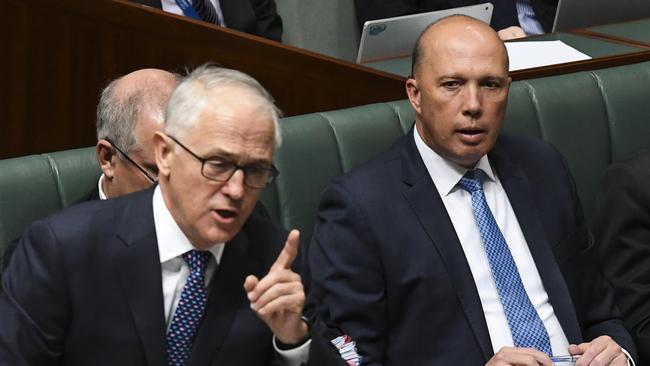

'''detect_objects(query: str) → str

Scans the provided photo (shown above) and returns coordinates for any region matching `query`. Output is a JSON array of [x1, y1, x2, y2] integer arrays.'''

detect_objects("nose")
[[221, 168, 245, 200], [462, 84, 482, 119]]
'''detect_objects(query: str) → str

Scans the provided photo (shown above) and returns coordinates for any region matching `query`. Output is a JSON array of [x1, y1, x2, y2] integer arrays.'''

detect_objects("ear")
[[405, 77, 422, 115], [153, 132, 173, 178], [96, 139, 116, 178]]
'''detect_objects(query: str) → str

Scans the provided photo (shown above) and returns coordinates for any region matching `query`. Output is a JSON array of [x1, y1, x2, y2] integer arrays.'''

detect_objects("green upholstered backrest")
[[500, 61, 650, 223], [0, 147, 100, 267], [261, 61, 650, 245], [3, 61, 650, 263]]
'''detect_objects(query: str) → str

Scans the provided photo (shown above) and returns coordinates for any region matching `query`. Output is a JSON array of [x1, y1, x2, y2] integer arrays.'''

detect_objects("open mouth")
[[215, 209, 237, 219], [456, 128, 486, 144]]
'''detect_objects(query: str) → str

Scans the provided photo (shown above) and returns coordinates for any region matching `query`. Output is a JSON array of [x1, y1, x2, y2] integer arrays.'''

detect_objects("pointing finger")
[[271, 229, 300, 271]]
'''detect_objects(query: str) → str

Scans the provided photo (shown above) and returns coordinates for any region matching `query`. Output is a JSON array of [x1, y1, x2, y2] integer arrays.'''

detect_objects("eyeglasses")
[[167, 135, 279, 189], [104, 138, 157, 183]]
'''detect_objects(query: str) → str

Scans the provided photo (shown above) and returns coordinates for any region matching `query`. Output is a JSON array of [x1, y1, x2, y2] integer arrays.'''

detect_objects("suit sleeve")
[[309, 182, 387, 366], [593, 161, 650, 362], [551, 152, 636, 358], [251, 0, 283, 42], [0, 220, 69, 364], [1, 239, 19, 273]]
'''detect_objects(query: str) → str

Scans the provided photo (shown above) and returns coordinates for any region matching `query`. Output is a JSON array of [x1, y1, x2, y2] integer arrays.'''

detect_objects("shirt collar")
[[152, 185, 224, 264], [413, 127, 496, 196], [98, 174, 108, 200]]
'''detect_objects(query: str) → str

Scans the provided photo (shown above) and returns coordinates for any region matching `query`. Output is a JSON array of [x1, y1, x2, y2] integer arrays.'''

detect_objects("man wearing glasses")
[[0, 66, 334, 366]]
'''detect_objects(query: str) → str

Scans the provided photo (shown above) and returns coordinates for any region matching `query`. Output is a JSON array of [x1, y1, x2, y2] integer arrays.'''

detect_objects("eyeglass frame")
[[104, 137, 157, 183], [166, 134, 279, 188]]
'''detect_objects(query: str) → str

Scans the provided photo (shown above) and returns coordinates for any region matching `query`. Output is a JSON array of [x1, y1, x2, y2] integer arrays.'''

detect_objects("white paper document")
[[505, 40, 591, 72]]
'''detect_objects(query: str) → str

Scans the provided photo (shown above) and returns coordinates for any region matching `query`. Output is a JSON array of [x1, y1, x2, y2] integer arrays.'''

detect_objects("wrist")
[[276, 319, 310, 348]]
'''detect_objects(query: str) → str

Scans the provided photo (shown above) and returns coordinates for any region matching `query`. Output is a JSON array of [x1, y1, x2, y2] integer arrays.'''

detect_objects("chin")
[[207, 226, 241, 245]]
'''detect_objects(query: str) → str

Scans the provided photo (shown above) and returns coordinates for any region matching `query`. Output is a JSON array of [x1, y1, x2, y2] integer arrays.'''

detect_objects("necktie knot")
[[458, 169, 485, 193], [181, 250, 211, 275]]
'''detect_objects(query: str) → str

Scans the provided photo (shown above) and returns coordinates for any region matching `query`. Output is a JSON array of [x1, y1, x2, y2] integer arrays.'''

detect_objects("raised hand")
[[244, 230, 309, 345]]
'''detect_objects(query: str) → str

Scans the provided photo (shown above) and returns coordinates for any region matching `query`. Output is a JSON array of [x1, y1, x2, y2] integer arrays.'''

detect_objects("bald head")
[[110, 68, 178, 117], [97, 68, 178, 151], [411, 15, 509, 77], [96, 68, 179, 198]]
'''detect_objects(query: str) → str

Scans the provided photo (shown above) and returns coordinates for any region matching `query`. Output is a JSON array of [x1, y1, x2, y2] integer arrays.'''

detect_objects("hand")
[[497, 26, 527, 40], [244, 229, 309, 345], [486, 347, 553, 366], [570, 336, 627, 366]]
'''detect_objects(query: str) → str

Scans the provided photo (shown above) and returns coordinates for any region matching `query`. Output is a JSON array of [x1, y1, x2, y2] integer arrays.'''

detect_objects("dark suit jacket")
[[355, 0, 558, 33], [0, 186, 344, 366], [131, 0, 283, 41], [309, 131, 635, 365], [593, 149, 650, 365]]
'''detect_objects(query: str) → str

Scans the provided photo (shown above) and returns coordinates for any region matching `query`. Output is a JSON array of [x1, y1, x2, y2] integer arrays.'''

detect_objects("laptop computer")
[[553, 0, 650, 32], [356, 3, 494, 64]]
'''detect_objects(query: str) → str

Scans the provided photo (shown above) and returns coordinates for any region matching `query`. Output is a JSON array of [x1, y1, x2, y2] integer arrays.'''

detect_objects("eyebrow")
[[203, 150, 271, 165]]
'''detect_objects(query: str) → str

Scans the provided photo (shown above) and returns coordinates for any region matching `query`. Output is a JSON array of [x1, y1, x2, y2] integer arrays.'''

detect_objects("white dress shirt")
[[151, 186, 309, 365], [413, 129, 570, 354], [161, 0, 226, 26], [97, 174, 108, 200]]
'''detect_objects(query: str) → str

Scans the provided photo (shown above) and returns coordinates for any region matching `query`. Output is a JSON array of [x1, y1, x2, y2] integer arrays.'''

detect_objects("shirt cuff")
[[273, 336, 311, 366], [622, 347, 635, 366]]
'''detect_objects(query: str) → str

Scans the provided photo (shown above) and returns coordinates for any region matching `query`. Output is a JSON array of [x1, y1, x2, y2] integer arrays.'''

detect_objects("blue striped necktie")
[[458, 169, 552, 355], [166, 250, 212, 366]]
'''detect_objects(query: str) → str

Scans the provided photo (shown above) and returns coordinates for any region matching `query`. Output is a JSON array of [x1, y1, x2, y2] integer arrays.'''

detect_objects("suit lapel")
[[189, 229, 251, 366], [115, 188, 168, 366], [399, 132, 494, 360], [489, 144, 583, 345]]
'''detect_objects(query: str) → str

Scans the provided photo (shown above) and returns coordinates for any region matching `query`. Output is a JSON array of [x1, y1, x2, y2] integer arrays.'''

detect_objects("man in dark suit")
[[131, 0, 283, 41], [355, 0, 558, 39], [1, 68, 178, 272], [0, 65, 340, 365], [309, 15, 635, 365], [593, 150, 650, 365]]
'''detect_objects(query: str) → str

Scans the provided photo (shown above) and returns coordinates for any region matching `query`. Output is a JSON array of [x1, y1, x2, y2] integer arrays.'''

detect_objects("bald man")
[[309, 15, 636, 365], [2, 69, 178, 272], [96, 68, 179, 199]]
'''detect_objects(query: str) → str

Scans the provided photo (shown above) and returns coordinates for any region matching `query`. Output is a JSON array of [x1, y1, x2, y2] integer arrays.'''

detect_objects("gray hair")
[[96, 79, 141, 153], [165, 65, 282, 148]]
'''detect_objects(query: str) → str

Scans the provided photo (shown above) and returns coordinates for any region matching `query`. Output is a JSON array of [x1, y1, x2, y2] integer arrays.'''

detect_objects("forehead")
[[418, 24, 507, 77], [183, 87, 275, 159]]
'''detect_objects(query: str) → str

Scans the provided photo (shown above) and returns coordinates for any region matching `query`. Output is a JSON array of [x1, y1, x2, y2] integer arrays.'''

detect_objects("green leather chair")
[[0, 147, 99, 268], [260, 61, 650, 245], [3, 60, 650, 266]]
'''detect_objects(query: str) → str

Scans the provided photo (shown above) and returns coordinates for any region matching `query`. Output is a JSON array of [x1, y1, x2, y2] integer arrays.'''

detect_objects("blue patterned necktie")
[[166, 250, 212, 366], [458, 170, 552, 355]]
